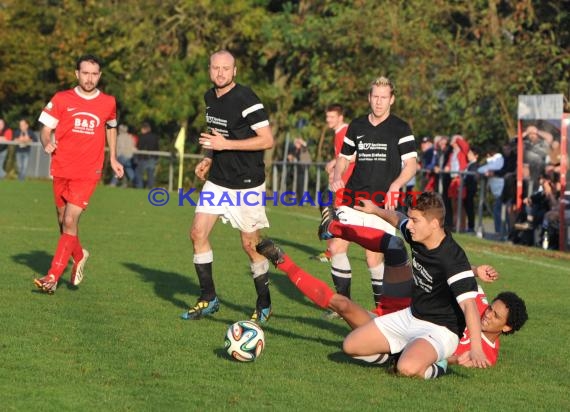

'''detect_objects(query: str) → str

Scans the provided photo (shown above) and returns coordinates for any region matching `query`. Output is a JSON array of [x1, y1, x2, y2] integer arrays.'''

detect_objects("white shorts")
[[335, 206, 396, 235], [195, 181, 270, 233], [373, 308, 459, 361]]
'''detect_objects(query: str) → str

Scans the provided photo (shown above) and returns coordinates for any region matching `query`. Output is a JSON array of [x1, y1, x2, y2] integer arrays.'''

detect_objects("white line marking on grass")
[[3, 226, 52, 232], [479, 250, 570, 272]]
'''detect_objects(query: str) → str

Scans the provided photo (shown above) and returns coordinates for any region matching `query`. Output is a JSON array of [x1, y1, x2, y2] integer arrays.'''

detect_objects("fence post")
[[500, 202, 508, 240], [456, 174, 464, 233], [315, 166, 321, 204], [280, 133, 290, 192], [272, 163, 278, 193], [476, 176, 486, 238], [168, 153, 174, 192]]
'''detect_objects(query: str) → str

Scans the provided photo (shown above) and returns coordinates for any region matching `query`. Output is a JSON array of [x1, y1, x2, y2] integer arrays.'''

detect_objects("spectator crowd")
[[0, 117, 160, 188], [2, 115, 568, 251], [416, 124, 567, 250]]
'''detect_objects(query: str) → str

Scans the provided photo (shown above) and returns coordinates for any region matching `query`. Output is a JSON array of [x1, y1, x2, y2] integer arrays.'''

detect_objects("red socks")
[[277, 255, 334, 309], [72, 239, 84, 262], [48, 233, 77, 280], [329, 221, 385, 252]]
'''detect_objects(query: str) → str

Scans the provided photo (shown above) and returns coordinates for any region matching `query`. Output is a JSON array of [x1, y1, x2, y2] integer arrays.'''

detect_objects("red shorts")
[[52, 177, 100, 209], [371, 296, 412, 317]]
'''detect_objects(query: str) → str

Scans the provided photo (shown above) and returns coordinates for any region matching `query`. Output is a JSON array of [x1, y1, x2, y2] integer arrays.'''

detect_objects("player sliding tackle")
[[256, 192, 527, 378]]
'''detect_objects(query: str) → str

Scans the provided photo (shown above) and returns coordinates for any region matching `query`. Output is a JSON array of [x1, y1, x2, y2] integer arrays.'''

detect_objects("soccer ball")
[[224, 320, 265, 362]]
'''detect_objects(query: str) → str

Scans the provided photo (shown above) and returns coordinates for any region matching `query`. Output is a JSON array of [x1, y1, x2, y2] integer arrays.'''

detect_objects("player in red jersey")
[[325, 104, 353, 190], [33, 54, 124, 294], [449, 287, 527, 367], [314, 104, 352, 264]]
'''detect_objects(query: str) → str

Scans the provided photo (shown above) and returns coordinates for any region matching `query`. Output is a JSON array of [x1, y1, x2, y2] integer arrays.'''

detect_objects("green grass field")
[[1, 180, 569, 411]]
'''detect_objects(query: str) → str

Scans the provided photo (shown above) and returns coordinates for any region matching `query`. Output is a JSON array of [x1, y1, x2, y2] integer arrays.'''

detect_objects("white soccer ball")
[[224, 320, 265, 362]]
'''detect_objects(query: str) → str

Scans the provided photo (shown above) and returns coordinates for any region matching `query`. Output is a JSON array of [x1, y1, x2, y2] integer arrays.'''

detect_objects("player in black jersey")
[[324, 76, 418, 315], [181, 50, 274, 323], [337, 191, 490, 377], [256, 235, 525, 379]]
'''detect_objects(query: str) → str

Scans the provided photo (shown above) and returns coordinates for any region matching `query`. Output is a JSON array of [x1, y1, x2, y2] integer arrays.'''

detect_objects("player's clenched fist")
[[195, 157, 212, 181]]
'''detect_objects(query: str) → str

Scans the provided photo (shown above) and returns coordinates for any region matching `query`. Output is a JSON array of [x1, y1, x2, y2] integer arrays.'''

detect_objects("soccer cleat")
[[255, 239, 285, 266], [33, 274, 58, 294], [322, 309, 343, 320], [250, 305, 272, 324], [180, 296, 220, 320], [71, 249, 90, 286], [311, 250, 331, 263], [318, 205, 338, 240]]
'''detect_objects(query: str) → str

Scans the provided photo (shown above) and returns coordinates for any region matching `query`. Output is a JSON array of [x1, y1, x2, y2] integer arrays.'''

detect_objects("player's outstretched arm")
[[354, 199, 405, 228], [459, 298, 491, 368], [473, 265, 499, 283]]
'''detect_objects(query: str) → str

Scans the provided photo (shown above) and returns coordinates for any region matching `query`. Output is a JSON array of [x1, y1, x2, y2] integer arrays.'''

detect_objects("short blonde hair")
[[369, 76, 395, 96]]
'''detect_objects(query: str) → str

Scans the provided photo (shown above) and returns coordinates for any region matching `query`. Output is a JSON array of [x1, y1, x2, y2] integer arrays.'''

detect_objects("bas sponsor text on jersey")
[[72, 113, 100, 136], [411, 255, 433, 293]]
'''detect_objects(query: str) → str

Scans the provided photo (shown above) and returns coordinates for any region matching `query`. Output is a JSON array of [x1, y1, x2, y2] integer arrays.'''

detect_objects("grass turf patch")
[[1, 180, 569, 411]]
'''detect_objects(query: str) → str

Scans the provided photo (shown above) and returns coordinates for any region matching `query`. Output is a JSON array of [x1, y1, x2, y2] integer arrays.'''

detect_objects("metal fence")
[[3, 141, 567, 248]]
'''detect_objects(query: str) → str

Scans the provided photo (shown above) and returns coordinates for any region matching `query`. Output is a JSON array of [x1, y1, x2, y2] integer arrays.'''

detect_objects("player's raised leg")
[[319, 207, 413, 314], [256, 239, 371, 328]]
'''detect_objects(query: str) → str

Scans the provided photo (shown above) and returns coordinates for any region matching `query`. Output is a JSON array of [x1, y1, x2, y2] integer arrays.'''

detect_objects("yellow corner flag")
[[174, 127, 186, 189]]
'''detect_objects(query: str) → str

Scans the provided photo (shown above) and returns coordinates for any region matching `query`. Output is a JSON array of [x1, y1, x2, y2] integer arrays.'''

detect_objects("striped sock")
[[424, 359, 448, 379], [331, 253, 351, 298]]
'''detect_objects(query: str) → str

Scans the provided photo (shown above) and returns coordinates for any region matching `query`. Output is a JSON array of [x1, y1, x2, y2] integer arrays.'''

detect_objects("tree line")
[[1, 0, 568, 163]]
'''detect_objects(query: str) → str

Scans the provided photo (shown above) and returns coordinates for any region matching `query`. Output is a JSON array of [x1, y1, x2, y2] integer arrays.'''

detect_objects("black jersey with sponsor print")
[[204, 84, 270, 189], [400, 221, 478, 337], [339, 114, 416, 207]]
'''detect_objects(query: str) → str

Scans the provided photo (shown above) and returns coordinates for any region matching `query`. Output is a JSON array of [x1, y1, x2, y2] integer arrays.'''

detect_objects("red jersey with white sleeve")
[[333, 123, 354, 184], [38, 87, 117, 179], [453, 286, 500, 365]]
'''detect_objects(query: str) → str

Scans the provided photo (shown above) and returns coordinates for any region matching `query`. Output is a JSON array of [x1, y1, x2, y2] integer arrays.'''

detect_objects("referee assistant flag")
[[175, 127, 186, 189]]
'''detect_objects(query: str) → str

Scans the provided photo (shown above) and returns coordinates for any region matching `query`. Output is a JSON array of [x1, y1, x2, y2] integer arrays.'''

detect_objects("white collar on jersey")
[[74, 86, 101, 100]]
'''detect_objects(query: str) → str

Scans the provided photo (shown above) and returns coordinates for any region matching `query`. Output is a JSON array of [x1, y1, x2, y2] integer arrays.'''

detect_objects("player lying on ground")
[[256, 197, 528, 378], [259, 238, 527, 375]]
